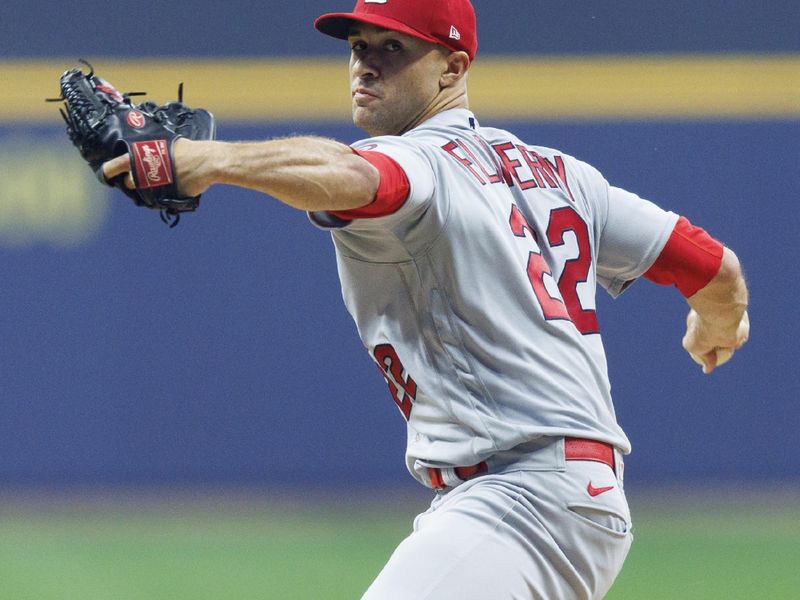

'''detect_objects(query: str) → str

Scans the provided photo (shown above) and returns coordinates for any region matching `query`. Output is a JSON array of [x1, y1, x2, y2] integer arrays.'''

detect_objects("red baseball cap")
[[315, 0, 478, 62]]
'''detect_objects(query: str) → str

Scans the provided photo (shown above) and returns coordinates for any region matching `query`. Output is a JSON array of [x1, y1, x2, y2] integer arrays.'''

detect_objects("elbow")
[[690, 246, 748, 307], [292, 154, 379, 212], [314, 153, 378, 211], [714, 247, 743, 288], [341, 154, 380, 209]]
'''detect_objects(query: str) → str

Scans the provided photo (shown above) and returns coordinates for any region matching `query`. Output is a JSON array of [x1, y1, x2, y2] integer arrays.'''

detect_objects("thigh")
[[362, 468, 632, 600], [547, 461, 634, 598]]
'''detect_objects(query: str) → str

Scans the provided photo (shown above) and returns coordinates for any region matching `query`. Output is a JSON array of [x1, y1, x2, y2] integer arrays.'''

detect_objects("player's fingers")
[[682, 309, 702, 350], [694, 311, 748, 374], [681, 330, 704, 358], [735, 310, 750, 348], [102, 154, 135, 188], [689, 349, 716, 374], [690, 347, 734, 375]]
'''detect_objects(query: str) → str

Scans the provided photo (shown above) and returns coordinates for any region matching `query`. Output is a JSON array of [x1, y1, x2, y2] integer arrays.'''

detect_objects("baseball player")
[[103, 1, 750, 597]]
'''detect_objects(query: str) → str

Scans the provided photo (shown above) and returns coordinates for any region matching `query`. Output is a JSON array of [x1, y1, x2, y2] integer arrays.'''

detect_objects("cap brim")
[[314, 12, 446, 49]]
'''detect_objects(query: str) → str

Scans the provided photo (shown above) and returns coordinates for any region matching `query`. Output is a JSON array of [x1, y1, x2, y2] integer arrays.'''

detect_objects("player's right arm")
[[640, 215, 749, 374], [102, 137, 382, 213], [573, 156, 749, 374]]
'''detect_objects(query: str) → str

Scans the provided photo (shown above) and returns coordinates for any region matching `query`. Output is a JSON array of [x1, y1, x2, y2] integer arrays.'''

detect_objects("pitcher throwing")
[[102, 1, 750, 597]]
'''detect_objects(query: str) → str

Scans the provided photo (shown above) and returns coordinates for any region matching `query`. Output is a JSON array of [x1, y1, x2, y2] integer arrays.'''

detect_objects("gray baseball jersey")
[[311, 108, 677, 487]]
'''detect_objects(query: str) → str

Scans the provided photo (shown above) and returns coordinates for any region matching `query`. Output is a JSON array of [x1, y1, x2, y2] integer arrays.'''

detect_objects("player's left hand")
[[102, 138, 212, 200], [682, 308, 749, 374], [51, 61, 215, 226]]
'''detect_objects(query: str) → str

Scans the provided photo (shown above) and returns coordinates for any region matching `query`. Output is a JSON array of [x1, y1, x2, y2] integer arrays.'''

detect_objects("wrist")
[[174, 138, 222, 196], [692, 308, 746, 336]]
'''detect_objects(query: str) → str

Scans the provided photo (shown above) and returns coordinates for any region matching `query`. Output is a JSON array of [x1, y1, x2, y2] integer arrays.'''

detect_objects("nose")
[[351, 51, 380, 81]]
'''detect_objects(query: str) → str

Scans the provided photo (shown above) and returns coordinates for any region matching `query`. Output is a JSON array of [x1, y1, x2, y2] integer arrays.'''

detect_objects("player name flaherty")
[[441, 137, 574, 201]]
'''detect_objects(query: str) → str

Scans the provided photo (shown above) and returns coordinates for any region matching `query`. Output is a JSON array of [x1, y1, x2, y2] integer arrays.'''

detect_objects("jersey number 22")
[[509, 204, 599, 334]]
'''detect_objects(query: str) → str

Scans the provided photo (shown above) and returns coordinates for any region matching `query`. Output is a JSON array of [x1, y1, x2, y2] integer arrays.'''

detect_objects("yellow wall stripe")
[[4, 55, 798, 123]]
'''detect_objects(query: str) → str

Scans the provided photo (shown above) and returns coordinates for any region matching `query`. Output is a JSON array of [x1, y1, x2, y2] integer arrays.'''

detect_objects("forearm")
[[175, 136, 380, 212], [686, 247, 748, 337], [641, 215, 750, 372], [682, 247, 750, 371]]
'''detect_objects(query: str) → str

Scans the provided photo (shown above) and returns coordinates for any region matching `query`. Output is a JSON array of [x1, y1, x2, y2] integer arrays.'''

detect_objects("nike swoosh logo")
[[587, 482, 615, 497]]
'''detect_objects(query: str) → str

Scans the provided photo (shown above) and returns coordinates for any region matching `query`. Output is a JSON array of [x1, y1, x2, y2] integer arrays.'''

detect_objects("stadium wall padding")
[[1, 121, 798, 486]]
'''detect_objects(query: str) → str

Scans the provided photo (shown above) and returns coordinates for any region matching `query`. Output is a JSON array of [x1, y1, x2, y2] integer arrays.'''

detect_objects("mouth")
[[352, 86, 381, 104]]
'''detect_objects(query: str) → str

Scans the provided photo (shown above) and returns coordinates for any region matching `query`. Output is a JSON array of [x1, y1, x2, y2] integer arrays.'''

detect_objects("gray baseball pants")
[[362, 438, 632, 599]]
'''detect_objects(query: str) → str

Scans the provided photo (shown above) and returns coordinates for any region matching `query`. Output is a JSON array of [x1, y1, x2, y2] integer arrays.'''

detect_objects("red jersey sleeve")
[[643, 215, 724, 297], [329, 149, 411, 220]]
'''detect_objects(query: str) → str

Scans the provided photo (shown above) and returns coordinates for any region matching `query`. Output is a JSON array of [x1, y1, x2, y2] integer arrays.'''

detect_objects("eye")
[[350, 40, 367, 52], [384, 40, 402, 52]]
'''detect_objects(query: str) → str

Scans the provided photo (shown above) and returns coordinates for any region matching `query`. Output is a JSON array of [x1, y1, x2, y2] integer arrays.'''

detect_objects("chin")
[[352, 109, 385, 136], [356, 112, 408, 138]]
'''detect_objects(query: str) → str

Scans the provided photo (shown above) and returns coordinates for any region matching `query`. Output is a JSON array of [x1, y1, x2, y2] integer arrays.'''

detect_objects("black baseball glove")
[[49, 60, 216, 226]]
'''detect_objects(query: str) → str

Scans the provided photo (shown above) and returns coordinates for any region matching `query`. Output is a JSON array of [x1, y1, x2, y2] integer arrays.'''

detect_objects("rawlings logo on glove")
[[48, 60, 216, 226], [132, 140, 173, 187]]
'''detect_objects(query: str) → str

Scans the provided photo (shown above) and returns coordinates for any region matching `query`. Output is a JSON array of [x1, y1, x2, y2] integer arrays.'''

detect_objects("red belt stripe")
[[427, 437, 616, 490]]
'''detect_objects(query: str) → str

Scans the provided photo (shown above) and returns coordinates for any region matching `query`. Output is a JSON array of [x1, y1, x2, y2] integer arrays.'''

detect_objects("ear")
[[440, 51, 470, 88]]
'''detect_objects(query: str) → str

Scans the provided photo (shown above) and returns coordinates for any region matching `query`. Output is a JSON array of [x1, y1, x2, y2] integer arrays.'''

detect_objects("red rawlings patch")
[[127, 110, 146, 129], [131, 140, 173, 188]]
